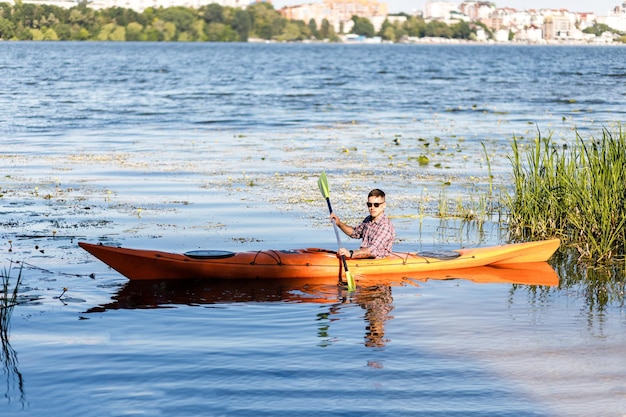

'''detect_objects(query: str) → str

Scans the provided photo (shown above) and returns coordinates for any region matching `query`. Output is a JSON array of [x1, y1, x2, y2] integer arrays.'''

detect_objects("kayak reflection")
[[88, 262, 558, 310], [87, 262, 559, 347]]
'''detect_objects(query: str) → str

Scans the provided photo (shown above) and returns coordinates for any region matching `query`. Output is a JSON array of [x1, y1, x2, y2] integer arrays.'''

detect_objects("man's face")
[[367, 196, 385, 218]]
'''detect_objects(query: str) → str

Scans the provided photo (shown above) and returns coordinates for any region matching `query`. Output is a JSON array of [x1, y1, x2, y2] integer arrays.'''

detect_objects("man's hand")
[[337, 247, 350, 258]]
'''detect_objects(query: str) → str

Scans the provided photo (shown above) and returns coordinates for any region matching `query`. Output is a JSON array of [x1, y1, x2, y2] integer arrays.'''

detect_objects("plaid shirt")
[[351, 213, 395, 258]]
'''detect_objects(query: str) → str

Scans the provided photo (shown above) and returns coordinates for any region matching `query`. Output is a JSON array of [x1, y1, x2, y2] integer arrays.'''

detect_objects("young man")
[[330, 189, 395, 259]]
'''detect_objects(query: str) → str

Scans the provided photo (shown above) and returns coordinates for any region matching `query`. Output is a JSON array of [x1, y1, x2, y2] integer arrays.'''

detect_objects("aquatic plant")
[[429, 144, 503, 234], [1, 262, 25, 407], [1, 263, 22, 316], [506, 126, 626, 262]]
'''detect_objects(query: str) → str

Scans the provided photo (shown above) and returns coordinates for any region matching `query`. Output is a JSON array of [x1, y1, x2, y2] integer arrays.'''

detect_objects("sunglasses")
[[366, 202, 385, 208]]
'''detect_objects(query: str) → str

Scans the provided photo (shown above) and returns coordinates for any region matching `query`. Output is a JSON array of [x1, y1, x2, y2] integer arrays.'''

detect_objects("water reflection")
[[357, 285, 394, 348], [553, 249, 626, 311], [314, 284, 395, 348], [1, 263, 26, 408], [87, 262, 559, 348]]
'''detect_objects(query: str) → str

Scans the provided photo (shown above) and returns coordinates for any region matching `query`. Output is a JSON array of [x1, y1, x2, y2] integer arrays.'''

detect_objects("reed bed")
[[506, 126, 626, 262]]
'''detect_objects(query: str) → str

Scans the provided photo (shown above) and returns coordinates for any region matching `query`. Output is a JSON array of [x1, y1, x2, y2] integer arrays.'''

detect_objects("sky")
[[271, 1, 620, 16]]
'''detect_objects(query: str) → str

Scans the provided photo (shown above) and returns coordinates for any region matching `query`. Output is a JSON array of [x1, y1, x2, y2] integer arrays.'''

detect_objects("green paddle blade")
[[318, 171, 330, 199], [346, 270, 356, 291]]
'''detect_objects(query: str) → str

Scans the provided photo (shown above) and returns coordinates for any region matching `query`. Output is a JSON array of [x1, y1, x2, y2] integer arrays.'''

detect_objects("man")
[[330, 189, 395, 259]]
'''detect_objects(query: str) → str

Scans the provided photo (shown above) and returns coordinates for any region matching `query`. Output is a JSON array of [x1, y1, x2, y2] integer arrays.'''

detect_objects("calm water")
[[1, 42, 626, 416]]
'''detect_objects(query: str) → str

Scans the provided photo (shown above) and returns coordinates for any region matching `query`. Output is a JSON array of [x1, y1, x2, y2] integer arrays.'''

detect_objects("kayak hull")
[[79, 238, 560, 282]]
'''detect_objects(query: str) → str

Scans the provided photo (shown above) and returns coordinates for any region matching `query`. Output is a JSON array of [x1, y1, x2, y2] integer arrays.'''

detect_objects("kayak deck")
[[79, 238, 560, 282]]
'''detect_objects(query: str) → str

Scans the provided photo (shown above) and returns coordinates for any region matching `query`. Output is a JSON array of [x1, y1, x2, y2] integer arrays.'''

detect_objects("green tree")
[[70, 25, 90, 40], [68, 8, 87, 25], [582, 22, 614, 36], [0, 16, 15, 39], [43, 27, 58, 40], [403, 16, 426, 37], [425, 20, 452, 38], [205, 21, 236, 41], [378, 18, 395, 41], [102, 7, 125, 25], [307, 18, 318, 39], [157, 6, 195, 35], [53, 22, 71, 39], [15, 24, 33, 40], [451, 20, 472, 39], [382, 25, 395, 41], [0, 2, 10, 18], [350, 15, 374, 37], [202, 3, 223, 24], [68, 6, 97, 36], [248, 2, 281, 40], [159, 20, 176, 40], [320, 18, 330, 38], [97, 22, 116, 40], [276, 20, 309, 41], [109, 24, 125, 40], [232, 9, 250, 41], [144, 23, 163, 41], [126, 21, 143, 40], [189, 19, 206, 41], [319, 18, 338, 41], [30, 27, 43, 39]]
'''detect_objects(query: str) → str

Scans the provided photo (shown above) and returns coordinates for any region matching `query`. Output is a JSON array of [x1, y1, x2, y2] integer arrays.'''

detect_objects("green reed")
[[506, 126, 626, 262], [1, 262, 25, 407], [427, 143, 504, 241], [1, 263, 22, 328]]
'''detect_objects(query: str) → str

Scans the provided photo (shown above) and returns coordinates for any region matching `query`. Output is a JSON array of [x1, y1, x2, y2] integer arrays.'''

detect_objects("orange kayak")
[[79, 238, 560, 282]]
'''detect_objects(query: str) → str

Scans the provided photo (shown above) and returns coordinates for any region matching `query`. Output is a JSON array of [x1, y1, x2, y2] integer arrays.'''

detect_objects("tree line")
[[0, 0, 486, 42]]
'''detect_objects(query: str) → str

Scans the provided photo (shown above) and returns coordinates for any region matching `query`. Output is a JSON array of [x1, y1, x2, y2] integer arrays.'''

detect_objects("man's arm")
[[330, 213, 354, 237]]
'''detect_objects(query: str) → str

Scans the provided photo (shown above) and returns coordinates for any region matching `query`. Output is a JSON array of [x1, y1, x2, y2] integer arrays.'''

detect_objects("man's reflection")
[[357, 285, 394, 348]]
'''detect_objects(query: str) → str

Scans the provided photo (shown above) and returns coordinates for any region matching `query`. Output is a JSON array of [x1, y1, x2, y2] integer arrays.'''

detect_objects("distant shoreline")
[[254, 37, 625, 46], [1, 38, 623, 46]]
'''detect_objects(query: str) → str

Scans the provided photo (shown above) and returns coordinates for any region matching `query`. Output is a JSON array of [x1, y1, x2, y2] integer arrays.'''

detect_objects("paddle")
[[318, 172, 356, 291]]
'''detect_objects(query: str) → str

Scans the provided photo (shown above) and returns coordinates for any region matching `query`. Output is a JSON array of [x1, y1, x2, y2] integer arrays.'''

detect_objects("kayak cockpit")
[[183, 250, 236, 259]]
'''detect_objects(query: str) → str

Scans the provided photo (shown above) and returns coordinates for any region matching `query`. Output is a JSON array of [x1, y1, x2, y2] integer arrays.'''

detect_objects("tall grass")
[[506, 126, 626, 262], [1, 262, 23, 339]]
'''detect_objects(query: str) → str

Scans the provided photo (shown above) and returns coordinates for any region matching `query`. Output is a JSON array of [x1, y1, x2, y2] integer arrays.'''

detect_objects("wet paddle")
[[318, 172, 356, 291]]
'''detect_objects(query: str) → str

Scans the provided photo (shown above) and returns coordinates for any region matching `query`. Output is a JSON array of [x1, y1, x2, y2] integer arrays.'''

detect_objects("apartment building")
[[279, 0, 388, 33]]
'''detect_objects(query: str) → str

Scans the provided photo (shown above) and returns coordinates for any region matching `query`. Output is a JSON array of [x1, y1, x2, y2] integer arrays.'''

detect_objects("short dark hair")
[[368, 189, 386, 199]]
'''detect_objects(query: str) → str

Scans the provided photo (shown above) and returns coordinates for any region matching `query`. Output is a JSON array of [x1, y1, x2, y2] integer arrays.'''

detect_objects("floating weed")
[[408, 155, 430, 165]]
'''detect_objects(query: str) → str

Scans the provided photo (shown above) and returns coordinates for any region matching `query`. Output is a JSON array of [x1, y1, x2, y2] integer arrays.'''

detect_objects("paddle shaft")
[[325, 198, 342, 242], [325, 197, 351, 276]]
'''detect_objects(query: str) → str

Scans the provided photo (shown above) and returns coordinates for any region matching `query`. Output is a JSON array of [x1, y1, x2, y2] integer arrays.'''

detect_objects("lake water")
[[1, 42, 626, 416]]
